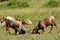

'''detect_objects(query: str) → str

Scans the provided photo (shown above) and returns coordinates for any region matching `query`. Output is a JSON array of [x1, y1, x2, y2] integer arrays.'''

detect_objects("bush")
[[7, 0, 29, 8], [46, 0, 59, 7]]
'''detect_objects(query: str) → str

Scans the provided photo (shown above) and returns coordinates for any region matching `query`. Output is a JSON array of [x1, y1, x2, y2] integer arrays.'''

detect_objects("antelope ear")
[[15, 15, 16, 18], [39, 20, 41, 22], [15, 15, 18, 20], [17, 15, 19, 18], [17, 15, 19, 19], [2, 16, 4, 19]]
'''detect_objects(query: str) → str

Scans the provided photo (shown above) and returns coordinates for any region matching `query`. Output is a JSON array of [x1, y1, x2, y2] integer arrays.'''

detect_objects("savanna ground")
[[0, 0, 60, 40]]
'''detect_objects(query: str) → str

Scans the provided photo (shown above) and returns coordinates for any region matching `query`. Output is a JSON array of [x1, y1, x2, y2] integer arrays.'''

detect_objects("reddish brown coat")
[[32, 16, 58, 34]]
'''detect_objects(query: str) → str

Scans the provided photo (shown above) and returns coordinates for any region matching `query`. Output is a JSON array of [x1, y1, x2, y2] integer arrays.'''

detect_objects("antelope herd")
[[0, 16, 59, 35]]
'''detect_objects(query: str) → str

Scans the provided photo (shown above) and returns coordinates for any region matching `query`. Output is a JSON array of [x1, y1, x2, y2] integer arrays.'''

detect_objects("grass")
[[0, 0, 60, 40], [0, 7, 60, 40]]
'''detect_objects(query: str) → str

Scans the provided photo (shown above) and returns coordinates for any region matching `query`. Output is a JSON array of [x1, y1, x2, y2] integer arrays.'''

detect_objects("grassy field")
[[0, 0, 60, 40]]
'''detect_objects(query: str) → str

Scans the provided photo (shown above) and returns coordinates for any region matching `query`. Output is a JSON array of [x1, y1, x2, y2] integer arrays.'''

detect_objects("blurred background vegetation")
[[0, 0, 60, 9]]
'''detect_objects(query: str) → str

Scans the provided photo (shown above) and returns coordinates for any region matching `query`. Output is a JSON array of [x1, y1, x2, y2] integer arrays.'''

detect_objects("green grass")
[[0, 7, 60, 40], [0, 0, 60, 40]]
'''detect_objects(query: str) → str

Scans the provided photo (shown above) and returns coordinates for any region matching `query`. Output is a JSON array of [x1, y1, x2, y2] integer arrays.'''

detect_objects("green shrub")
[[7, 0, 29, 8], [46, 0, 59, 7]]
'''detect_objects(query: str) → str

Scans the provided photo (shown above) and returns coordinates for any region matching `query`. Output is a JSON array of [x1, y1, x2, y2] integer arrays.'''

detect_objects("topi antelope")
[[32, 16, 58, 34], [0, 16, 27, 35]]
